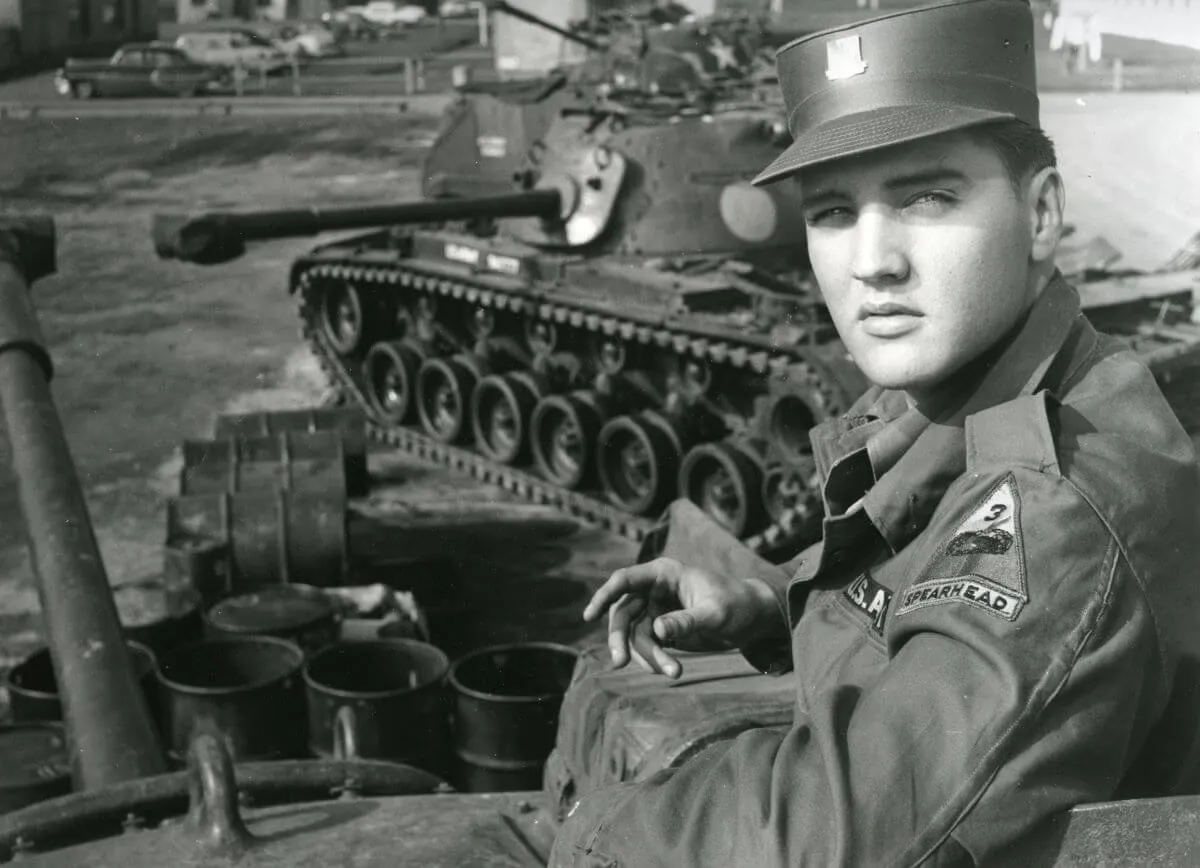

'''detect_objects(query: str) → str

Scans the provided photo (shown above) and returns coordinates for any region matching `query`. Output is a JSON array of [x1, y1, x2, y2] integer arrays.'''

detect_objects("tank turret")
[[419, 0, 781, 200]]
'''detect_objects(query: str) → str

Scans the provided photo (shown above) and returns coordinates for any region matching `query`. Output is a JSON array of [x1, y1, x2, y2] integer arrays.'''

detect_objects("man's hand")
[[583, 557, 787, 679]]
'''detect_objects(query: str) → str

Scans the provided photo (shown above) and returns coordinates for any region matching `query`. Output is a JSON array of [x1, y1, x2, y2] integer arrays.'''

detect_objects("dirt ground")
[[0, 92, 1197, 671]]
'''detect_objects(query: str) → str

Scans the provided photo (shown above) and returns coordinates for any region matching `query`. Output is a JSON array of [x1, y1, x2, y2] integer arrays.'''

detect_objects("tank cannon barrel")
[[153, 188, 564, 265], [0, 218, 166, 789]]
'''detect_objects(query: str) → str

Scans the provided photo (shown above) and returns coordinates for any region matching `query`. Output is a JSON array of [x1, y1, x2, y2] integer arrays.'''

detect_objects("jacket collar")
[[808, 272, 1091, 555]]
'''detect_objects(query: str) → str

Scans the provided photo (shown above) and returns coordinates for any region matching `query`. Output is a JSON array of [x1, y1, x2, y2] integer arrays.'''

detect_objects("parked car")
[[174, 29, 291, 74], [257, 21, 344, 59], [54, 43, 227, 99], [438, 1, 475, 17], [320, 8, 390, 41], [354, 2, 427, 27], [392, 4, 428, 25]]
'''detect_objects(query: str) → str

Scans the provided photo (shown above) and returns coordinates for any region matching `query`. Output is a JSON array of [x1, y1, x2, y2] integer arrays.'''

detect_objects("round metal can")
[[0, 723, 72, 814], [113, 580, 205, 658], [204, 584, 339, 654], [304, 639, 450, 775], [4, 641, 159, 726], [163, 534, 232, 607], [448, 642, 579, 793], [166, 487, 349, 588], [157, 635, 307, 763]]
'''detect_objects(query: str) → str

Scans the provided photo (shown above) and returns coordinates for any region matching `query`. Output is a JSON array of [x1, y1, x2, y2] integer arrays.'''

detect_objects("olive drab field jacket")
[[549, 274, 1200, 867]]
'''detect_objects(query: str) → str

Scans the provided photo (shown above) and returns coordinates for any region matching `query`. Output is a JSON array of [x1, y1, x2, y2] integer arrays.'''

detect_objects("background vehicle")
[[53, 43, 227, 99], [438, 0, 475, 17], [256, 21, 344, 59], [174, 29, 291, 74], [392, 3, 429, 26], [354, 2, 428, 28], [320, 8, 390, 41]]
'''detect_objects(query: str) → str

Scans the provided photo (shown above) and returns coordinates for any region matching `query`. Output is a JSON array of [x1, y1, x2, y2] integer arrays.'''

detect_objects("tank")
[[153, 89, 853, 561], [420, 0, 780, 200], [4, 218, 1200, 868], [151, 87, 1200, 562]]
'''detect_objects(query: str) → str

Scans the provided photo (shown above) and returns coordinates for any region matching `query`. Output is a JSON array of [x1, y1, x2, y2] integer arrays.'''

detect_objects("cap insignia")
[[825, 35, 867, 81]]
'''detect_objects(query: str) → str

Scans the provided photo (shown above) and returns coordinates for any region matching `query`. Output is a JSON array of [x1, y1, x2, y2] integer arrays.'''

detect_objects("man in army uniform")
[[549, 0, 1200, 865]]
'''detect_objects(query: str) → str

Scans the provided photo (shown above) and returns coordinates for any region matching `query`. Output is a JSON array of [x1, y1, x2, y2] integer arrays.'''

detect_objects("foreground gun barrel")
[[0, 219, 166, 789], [153, 188, 565, 265]]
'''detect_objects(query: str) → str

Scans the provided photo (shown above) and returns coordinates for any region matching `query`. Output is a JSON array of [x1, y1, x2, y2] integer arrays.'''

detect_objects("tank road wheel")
[[597, 411, 682, 517], [531, 393, 604, 490], [679, 441, 766, 538], [767, 393, 818, 465], [417, 357, 478, 444], [321, 283, 367, 355], [761, 458, 820, 525], [472, 372, 542, 465], [363, 340, 425, 425]]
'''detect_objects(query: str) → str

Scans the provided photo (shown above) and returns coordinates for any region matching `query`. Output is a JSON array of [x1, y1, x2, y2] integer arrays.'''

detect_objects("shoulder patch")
[[897, 475, 1029, 622]]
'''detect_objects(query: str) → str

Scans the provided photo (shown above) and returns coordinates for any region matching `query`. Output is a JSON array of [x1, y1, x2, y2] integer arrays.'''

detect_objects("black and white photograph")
[[0, 0, 1198, 864]]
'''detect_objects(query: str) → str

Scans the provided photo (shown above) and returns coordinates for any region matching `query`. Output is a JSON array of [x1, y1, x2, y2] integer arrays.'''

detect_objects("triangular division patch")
[[948, 479, 1016, 555], [897, 475, 1028, 622]]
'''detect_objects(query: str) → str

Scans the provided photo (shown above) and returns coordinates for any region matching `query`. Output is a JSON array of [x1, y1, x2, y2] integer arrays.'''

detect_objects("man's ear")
[[1026, 166, 1066, 265]]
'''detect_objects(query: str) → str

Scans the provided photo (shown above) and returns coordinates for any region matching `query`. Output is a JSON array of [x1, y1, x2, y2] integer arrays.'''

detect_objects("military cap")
[[753, 0, 1040, 186]]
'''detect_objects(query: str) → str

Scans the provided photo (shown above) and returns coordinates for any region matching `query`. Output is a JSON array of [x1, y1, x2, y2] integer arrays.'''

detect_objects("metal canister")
[[0, 723, 71, 814], [212, 407, 368, 497], [204, 583, 340, 655], [178, 430, 348, 497], [4, 641, 159, 726], [165, 487, 348, 588], [448, 642, 579, 793], [163, 534, 232, 607], [156, 636, 307, 763], [304, 640, 450, 775], [113, 580, 205, 658]]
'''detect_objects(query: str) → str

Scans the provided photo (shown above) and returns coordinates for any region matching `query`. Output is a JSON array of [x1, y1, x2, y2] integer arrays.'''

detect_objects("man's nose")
[[851, 210, 910, 285]]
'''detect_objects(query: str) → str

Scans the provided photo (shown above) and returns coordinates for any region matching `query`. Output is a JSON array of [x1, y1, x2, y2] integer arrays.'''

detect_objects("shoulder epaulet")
[[965, 392, 1061, 477]]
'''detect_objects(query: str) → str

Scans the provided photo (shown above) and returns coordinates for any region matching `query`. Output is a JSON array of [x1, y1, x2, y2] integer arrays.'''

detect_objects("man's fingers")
[[630, 615, 681, 679], [607, 594, 647, 668], [582, 559, 677, 622], [653, 605, 725, 646]]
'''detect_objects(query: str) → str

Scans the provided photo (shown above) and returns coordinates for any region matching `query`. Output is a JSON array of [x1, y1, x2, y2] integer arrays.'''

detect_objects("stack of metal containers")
[[1, 403, 580, 811]]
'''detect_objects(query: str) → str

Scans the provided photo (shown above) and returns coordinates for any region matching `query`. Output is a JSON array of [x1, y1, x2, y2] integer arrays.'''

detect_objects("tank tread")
[[294, 256, 835, 557]]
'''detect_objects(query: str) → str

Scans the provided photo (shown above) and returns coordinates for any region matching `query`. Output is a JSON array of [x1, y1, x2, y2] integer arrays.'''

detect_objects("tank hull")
[[292, 227, 867, 558]]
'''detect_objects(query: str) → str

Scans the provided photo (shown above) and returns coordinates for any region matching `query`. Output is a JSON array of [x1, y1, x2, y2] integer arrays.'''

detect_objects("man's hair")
[[963, 119, 1058, 190]]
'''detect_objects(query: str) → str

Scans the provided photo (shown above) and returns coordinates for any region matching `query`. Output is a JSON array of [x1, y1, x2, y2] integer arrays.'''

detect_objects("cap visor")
[[752, 103, 1017, 186]]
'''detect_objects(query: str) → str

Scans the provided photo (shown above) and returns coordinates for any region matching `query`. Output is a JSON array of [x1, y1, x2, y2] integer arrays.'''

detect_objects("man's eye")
[[805, 207, 853, 226], [906, 191, 956, 211]]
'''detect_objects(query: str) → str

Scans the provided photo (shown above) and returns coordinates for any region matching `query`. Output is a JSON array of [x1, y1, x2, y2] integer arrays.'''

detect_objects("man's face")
[[794, 131, 1039, 399]]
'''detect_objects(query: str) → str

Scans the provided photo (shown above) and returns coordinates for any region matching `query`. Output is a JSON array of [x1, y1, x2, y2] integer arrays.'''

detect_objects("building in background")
[[1056, 0, 1200, 52], [0, 0, 157, 71], [163, 0, 331, 26], [490, 0, 591, 79]]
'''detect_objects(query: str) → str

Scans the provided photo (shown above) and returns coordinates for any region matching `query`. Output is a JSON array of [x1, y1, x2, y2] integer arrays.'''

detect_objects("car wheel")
[[73, 81, 96, 99]]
